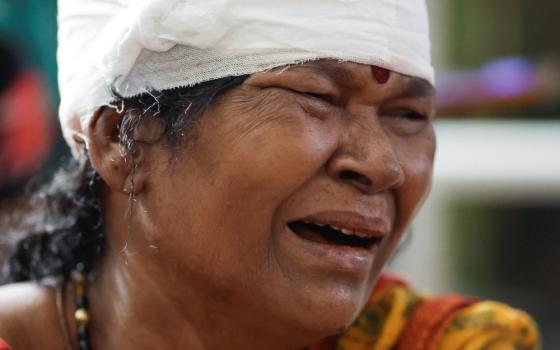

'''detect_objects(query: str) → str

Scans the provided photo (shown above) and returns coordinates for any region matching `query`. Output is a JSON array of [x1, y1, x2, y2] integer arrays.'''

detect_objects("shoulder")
[[434, 300, 540, 350], [0, 282, 61, 350]]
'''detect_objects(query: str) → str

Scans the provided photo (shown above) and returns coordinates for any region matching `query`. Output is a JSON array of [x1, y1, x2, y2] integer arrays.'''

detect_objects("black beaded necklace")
[[72, 269, 93, 350], [56, 264, 94, 350]]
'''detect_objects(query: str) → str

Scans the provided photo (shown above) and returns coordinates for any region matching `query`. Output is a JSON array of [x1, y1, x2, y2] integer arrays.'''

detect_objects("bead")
[[75, 283, 85, 297], [372, 66, 390, 84], [77, 296, 89, 309], [79, 339, 92, 350], [76, 262, 87, 273], [78, 325, 90, 339], [75, 308, 90, 325], [72, 267, 93, 350], [72, 271, 86, 283]]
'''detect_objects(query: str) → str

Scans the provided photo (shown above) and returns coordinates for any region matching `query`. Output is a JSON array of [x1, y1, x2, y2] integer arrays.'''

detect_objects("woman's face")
[[132, 61, 435, 342]]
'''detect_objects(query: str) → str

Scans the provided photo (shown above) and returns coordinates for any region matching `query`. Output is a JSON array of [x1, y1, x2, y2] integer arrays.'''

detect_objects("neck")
[[86, 194, 319, 350], [86, 244, 308, 350]]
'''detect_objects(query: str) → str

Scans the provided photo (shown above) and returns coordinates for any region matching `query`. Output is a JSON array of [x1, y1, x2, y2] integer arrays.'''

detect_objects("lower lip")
[[284, 225, 379, 275]]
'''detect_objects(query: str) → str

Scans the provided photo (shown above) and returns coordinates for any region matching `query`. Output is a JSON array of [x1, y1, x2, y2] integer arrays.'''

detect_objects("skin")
[[0, 61, 436, 350]]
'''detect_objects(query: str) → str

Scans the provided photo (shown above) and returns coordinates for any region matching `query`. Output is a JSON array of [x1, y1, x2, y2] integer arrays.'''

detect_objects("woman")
[[0, 0, 540, 349]]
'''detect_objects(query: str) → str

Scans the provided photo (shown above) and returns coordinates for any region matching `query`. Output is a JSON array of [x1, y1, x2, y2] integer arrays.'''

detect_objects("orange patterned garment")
[[309, 274, 541, 350]]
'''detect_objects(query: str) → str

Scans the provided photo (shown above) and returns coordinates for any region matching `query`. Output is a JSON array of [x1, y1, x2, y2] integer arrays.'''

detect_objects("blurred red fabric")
[[0, 70, 54, 186], [0, 337, 10, 350]]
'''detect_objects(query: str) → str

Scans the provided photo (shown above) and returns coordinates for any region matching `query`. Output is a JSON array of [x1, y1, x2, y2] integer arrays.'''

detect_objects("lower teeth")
[[289, 221, 374, 248]]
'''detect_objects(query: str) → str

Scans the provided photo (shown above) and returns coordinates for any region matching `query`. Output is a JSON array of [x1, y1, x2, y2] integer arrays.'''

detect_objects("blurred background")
[[0, 0, 558, 348], [391, 1, 560, 348]]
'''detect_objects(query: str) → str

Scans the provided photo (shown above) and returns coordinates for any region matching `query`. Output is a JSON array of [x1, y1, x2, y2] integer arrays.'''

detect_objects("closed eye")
[[276, 86, 334, 104], [302, 91, 332, 102], [385, 108, 428, 121], [403, 110, 427, 121]]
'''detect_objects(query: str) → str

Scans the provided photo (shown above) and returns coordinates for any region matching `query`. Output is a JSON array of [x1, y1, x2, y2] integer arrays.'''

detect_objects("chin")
[[284, 283, 371, 341]]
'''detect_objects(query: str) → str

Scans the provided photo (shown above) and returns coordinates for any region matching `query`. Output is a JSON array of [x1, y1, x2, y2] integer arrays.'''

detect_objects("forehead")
[[282, 60, 435, 98]]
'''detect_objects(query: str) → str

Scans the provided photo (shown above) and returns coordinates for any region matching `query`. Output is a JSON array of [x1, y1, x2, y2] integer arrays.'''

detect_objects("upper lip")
[[293, 211, 389, 239]]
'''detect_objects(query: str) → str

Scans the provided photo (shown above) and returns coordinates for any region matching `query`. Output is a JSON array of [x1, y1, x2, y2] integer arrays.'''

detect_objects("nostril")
[[339, 170, 372, 187]]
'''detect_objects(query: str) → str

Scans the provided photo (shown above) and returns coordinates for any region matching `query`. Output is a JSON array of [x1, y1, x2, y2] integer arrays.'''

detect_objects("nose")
[[326, 117, 405, 194]]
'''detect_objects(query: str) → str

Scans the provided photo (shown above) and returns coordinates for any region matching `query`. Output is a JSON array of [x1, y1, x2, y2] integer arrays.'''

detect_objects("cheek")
[[232, 129, 334, 190], [206, 118, 341, 251], [150, 102, 344, 285], [395, 129, 436, 231], [206, 97, 342, 209]]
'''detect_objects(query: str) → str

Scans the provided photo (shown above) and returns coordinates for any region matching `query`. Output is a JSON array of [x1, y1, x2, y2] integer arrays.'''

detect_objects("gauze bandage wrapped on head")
[[57, 0, 434, 156]]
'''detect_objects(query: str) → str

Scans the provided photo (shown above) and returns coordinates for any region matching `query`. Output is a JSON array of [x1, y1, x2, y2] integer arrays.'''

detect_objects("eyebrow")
[[399, 78, 435, 99], [312, 62, 362, 89], [289, 62, 335, 83]]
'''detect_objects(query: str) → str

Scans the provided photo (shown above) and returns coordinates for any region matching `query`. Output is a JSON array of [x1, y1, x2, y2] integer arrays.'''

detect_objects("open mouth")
[[288, 221, 381, 249]]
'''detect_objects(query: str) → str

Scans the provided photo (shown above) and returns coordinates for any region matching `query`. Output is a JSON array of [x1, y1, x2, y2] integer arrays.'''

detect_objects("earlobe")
[[87, 106, 146, 195]]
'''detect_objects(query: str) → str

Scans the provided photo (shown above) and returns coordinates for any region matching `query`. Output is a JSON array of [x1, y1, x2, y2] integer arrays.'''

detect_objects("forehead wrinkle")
[[220, 87, 298, 145]]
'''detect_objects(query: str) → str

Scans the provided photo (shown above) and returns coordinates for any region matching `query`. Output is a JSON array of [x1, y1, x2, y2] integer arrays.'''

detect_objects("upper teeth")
[[303, 221, 371, 239]]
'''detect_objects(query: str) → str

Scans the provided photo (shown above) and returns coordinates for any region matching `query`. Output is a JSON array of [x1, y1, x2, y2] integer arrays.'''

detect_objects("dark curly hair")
[[2, 75, 248, 283]]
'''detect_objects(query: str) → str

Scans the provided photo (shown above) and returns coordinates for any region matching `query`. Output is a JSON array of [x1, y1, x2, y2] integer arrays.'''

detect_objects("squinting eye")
[[277, 86, 332, 104], [302, 91, 332, 103], [380, 107, 431, 136], [387, 109, 427, 121], [402, 111, 427, 121]]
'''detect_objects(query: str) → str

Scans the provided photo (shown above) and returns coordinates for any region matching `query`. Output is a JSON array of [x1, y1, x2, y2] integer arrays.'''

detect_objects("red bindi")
[[372, 66, 390, 84]]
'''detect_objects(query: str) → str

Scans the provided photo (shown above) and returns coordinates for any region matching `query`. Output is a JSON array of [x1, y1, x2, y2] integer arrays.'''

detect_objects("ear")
[[87, 107, 146, 195]]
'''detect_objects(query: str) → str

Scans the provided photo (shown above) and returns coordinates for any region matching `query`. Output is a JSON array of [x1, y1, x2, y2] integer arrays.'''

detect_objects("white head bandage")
[[58, 0, 433, 154]]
